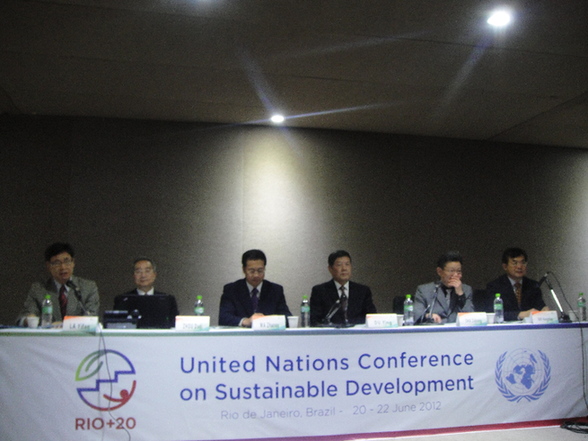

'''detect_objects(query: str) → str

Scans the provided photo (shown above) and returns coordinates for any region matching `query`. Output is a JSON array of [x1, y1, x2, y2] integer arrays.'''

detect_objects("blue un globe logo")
[[495, 348, 551, 402]]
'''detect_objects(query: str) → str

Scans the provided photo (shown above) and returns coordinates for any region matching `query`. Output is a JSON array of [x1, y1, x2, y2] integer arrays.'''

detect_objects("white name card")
[[366, 314, 399, 328], [62, 316, 99, 332], [531, 310, 559, 324], [252, 315, 286, 331], [175, 316, 210, 332], [456, 312, 488, 327]]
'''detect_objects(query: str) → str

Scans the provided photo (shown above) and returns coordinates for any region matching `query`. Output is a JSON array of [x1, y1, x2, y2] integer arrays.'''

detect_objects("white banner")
[[1, 324, 587, 441]]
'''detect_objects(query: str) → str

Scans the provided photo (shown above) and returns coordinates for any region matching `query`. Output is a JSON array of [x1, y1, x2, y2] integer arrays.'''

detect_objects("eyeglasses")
[[509, 259, 527, 267], [134, 268, 154, 275], [443, 269, 462, 275], [246, 269, 265, 275], [49, 258, 73, 267]]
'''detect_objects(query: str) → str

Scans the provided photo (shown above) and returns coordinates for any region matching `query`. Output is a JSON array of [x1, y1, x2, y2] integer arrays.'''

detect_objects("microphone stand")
[[321, 299, 341, 327], [417, 283, 440, 325], [66, 280, 88, 316], [543, 275, 570, 323]]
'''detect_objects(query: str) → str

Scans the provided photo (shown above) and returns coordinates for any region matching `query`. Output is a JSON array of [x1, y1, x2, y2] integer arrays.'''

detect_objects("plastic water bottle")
[[578, 292, 586, 321], [194, 295, 204, 316], [300, 295, 310, 328], [41, 294, 53, 328], [403, 294, 414, 326], [493, 293, 504, 323]]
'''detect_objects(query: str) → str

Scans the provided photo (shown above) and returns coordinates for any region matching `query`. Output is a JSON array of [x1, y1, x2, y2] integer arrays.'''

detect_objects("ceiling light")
[[487, 9, 512, 27], [270, 114, 285, 124]]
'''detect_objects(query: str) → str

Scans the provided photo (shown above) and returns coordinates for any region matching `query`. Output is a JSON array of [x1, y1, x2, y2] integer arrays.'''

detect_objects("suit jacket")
[[114, 289, 179, 317], [19, 275, 99, 323], [414, 282, 474, 324], [309, 280, 377, 326], [486, 274, 545, 321], [218, 279, 291, 327]]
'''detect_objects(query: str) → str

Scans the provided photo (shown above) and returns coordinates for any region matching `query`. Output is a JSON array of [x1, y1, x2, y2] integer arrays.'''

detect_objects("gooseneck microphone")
[[417, 282, 440, 324], [538, 272, 549, 287], [323, 299, 341, 325], [66, 280, 87, 315]]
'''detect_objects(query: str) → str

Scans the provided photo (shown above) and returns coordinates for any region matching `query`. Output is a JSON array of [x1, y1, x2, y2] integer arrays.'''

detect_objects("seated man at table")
[[486, 247, 548, 321], [18, 242, 99, 326], [219, 249, 291, 327], [309, 250, 377, 326], [414, 251, 474, 324], [113, 257, 179, 315]]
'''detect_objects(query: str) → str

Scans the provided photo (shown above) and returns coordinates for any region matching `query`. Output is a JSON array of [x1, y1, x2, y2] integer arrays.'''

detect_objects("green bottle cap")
[[44, 294, 51, 299], [406, 294, 411, 299], [196, 295, 202, 300], [495, 293, 501, 298]]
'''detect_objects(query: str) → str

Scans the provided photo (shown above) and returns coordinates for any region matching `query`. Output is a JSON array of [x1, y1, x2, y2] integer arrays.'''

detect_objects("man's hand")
[[242, 313, 265, 328]]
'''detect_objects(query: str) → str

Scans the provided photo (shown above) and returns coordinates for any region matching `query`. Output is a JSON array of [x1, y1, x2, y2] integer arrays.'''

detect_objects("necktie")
[[59, 285, 68, 319], [251, 288, 259, 313], [514, 282, 522, 307], [340, 286, 348, 323]]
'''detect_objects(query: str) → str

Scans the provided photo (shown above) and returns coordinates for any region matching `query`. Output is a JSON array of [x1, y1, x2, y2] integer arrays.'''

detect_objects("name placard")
[[62, 316, 99, 332], [251, 315, 286, 330], [456, 312, 488, 327], [531, 310, 559, 324], [175, 316, 210, 332], [365, 314, 399, 328]]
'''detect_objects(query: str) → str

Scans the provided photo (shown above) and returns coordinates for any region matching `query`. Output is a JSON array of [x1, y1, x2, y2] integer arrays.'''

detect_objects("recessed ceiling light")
[[270, 114, 285, 124], [487, 9, 512, 27]]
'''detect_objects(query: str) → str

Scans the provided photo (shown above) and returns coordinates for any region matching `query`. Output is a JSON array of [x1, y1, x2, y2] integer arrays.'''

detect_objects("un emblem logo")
[[495, 348, 550, 402]]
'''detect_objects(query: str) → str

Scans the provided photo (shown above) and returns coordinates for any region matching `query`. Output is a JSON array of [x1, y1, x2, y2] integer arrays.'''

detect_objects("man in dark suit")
[[113, 257, 179, 317], [310, 250, 377, 326], [18, 242, 100, 326], [219, 249, 291, 327], [486, 248, 548, 321]]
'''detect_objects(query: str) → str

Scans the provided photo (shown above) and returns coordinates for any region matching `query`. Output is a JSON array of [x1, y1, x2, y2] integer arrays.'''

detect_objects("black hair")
[[437, 251, 462, 269], [328, 250, 352, 267], [44, 242, 75, 261], [242, 249, 267, 267], [501, 247, 528, 264]]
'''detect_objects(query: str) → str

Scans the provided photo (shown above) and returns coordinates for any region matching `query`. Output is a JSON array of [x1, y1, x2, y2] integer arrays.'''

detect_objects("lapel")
[[329, 280, 341, 303], [238, 279, 254, 315], [438, 286, 451, 314]]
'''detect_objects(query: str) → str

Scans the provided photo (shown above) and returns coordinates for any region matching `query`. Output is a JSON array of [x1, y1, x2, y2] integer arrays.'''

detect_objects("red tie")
[[59, 285, 68, 319], [514, 282, 522, 307]]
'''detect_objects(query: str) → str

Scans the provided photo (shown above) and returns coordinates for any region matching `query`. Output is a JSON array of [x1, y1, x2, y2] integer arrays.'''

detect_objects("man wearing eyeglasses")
[[219, 249, 291, 327], [486, 248, 548, 321], [414, 251, 474, 324], [18, 242, 99, 326]]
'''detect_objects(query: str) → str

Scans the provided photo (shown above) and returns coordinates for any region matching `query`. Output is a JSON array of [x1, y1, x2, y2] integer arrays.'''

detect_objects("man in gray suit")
[[414, 251, 474, 324], [19, 242, 99, 326]]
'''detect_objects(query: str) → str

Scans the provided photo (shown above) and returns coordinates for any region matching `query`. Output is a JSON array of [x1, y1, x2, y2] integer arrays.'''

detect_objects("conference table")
[[1, 321, 587, 441]]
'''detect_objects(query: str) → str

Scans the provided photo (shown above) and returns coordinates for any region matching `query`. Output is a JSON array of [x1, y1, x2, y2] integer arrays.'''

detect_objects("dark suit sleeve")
[[218, 283, 244, 327], [268, 284, 291, 317], [352, 285, 377, 324], [310, 284, 327, 326]]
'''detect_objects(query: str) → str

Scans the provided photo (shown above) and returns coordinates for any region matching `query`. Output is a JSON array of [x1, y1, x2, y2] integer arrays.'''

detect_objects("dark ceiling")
[[1, 0, 587, 148]]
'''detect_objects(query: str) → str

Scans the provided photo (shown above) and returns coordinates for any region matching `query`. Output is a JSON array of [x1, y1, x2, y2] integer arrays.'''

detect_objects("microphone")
[[323, 299, 341, 324], [66, 280, 87, 315], [418, 282, 440, 324], [537, 272, 568, 322], [538, 272, 549, 287]]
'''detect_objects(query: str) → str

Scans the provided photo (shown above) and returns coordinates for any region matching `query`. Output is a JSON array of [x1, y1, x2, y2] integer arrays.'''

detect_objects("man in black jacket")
[[219, 249, 291, 327], [486, 248, 549, 321], [310, 250, 377, 326]]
